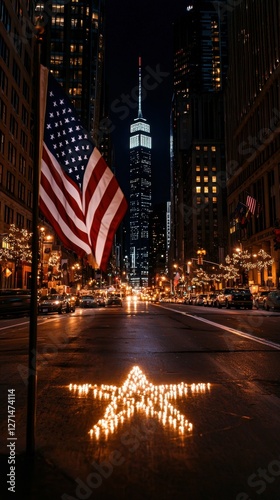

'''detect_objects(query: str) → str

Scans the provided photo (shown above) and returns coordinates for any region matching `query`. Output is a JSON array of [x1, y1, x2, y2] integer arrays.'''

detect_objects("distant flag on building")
[[246, 195, 257, 215], [39, 68, 128, 271], [173, 272, 180, 287], [233, 201, 248, 228]]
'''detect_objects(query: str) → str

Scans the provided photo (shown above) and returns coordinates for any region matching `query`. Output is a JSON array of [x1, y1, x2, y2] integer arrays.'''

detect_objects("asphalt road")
[[1, 300, 280, 500]]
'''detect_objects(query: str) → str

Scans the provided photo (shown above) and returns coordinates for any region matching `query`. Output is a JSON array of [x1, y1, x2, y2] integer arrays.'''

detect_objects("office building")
[[225, 0, 280, 288], [129, 58, 152, 288], [149, 203, 168, 285], [0, 0, 36, 287], [170, 1, 228, 272], [35, 0, 105, 144]]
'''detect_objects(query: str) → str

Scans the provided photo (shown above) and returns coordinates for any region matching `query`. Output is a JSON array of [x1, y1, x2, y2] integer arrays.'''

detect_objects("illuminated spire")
[[138, 56, 143, 119]]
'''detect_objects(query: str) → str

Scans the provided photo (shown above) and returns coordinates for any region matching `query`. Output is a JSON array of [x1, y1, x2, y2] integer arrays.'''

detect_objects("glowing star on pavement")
[[69, 365, 211, 440]]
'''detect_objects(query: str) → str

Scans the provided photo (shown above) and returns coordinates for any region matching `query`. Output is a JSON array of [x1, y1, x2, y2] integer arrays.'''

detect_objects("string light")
[[69, 366, 211, 440], [189, 249, 275, 286], [0, 224, 32, 263], [219, 249, 274, 282]]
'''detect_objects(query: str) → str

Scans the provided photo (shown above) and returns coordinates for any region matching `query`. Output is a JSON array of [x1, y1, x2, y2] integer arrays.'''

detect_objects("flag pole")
[[26, 22, 44, 458]]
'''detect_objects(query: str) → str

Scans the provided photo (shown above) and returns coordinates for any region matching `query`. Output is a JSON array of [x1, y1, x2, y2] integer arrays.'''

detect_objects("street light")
[[235, 240, 243, 253]]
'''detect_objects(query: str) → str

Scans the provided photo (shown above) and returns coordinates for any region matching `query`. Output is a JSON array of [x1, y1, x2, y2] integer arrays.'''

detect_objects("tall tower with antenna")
[[129, 57, 152, 288]]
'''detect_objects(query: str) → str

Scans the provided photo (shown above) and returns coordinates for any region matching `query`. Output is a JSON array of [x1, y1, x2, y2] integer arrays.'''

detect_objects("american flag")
[[173, 272, 180, 287], [39, 69, 127, 271], [246, 195, 257, 215]]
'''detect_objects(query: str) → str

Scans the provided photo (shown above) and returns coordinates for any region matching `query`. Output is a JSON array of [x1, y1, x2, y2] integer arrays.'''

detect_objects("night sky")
[[105, 0, 188, 206]]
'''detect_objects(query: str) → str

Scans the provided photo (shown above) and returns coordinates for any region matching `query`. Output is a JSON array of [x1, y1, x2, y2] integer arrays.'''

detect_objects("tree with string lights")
[[191, 249, 274, 290], [218, 249, 274, 286], [0, 224, 33, 287], [0, 224, 32, 265]]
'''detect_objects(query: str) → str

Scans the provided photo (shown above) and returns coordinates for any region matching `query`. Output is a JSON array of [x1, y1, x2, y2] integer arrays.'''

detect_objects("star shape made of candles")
[[69, 365, 211, 439]]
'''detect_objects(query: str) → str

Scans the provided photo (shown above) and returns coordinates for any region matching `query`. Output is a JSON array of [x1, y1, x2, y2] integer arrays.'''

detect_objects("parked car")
[[0, 293, 31, 317], [79, 295, 97, 308], [184, 294, 197, 305], [216, 288, 253, 309], [204, 293, 219, 307], [254, 291, 270, 309], [106, 294, 122, 307], [264, 290, 280, 311], [194, 294, 208, 306], [38, 294, 68, 314]]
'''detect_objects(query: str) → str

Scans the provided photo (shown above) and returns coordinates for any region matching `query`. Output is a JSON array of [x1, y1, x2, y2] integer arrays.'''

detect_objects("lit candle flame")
[[69, 366, 210, 439]]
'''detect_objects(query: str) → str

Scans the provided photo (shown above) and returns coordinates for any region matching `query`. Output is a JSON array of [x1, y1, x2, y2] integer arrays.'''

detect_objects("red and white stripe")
[[246, 195, 257, 215], [40, 144, 127, 271]]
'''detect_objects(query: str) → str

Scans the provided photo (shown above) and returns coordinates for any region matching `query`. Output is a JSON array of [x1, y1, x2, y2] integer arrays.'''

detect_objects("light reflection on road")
[[69, 365, 211, 440], [126, 295, 139, 313]]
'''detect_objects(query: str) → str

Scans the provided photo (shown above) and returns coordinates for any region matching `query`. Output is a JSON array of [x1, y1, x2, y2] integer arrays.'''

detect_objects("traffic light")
[[273, 228, 280, 251]]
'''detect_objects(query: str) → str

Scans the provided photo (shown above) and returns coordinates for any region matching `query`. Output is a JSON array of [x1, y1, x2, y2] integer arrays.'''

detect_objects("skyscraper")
[[129, 58, 152, 288], [149, 203, 168, 285], [170, 1, 228, 270], [225, 0, 280, 287], [35, 0, 105, 144], [0, 0, 35, 287]]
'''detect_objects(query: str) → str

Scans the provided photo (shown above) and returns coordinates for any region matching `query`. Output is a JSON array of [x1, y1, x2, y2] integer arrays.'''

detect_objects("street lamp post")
[[39, 227, 45, 287], [38, 227, 53, 288]]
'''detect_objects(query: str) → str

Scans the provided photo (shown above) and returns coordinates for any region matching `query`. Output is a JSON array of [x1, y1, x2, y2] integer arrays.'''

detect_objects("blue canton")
[[44, 73, 94, 188]]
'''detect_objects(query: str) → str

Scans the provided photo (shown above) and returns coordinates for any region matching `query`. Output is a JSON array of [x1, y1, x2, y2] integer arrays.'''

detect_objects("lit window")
[[213, 197, 217, 203], [195, 146, 200, 150], [212, 186, 217, 193], [211, 146, 216, 152], [196, 186, 201, 193], [196, 176, 200, 182], [131, 122, 150, 133], [52, 4, 64, 12], [71, 18, 83, 28], [204, 186, 209, 193], [212, 176, 217, 182], [52, 16, 64, 26], [130, 135, 139, 148], [50, 54, 63, 65], [203, 146, 208, 151], [140, 134, 152, 148], [196, 197, 201, 204], [196, 166, 200, 172], [204, 177, 208, 183]]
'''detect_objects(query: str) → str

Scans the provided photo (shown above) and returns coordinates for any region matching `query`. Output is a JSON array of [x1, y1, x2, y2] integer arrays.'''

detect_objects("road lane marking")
[[157, 305, 280, 351], [0, 320, 30, 331], [0, 316, 65, 334]]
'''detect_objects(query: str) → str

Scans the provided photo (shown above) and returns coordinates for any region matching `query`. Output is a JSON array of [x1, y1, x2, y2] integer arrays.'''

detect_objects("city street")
[[1, 300, 280, 500]]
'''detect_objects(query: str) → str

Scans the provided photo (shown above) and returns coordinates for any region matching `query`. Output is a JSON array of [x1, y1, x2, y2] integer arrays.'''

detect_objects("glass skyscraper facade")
[[129, 58, 152, 288]]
